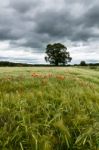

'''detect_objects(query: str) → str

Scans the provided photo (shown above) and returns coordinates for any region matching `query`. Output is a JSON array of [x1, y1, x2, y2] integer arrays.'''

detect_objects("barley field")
[[0, 67, 99, 150]]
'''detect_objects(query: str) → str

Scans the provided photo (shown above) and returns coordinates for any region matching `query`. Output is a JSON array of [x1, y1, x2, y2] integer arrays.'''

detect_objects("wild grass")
[[0, 67, 99, 150]]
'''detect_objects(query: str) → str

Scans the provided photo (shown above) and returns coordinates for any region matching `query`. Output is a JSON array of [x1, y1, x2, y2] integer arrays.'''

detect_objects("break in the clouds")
[[0, 0, 99, 64]]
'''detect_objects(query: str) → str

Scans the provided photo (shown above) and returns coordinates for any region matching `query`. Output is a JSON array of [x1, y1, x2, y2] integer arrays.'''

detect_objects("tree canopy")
[[80, 61, 87, 66], [45, 43, 72, 66]]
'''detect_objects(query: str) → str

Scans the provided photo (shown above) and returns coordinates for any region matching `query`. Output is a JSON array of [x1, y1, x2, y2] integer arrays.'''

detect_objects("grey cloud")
[[9, 0, 40, 13], [0, 56, 41, 64], [0, 0, 99, 51], [84, 5, 99, 28]]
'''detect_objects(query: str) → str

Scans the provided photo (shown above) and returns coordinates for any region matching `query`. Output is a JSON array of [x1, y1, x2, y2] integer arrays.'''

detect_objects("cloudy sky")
[[0, 0, 99, 64]]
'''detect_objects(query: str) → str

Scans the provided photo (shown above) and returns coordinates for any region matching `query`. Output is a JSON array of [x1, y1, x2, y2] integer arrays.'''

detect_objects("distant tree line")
[[0, 61, 33, 67], [0, 61, 99, 67]]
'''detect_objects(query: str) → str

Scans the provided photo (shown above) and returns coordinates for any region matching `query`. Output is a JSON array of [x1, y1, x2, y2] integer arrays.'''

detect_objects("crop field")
[[0, 67, 99, 150]]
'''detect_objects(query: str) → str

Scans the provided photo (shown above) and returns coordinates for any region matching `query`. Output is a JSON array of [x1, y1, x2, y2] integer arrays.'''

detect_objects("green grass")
[[0, 67, 99, 150]]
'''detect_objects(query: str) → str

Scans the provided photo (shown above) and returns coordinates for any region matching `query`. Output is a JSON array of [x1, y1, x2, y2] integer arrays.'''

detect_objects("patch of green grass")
[[0, 67, 99, 150]]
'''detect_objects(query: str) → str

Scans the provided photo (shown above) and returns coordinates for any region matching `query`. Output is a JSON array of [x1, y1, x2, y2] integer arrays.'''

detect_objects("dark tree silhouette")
[[45, 43, 72, 66], [80, 61, 87, 66]]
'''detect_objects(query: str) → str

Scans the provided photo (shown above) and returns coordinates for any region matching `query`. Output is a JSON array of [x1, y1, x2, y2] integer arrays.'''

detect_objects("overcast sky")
[[0, 0, 99, 64]]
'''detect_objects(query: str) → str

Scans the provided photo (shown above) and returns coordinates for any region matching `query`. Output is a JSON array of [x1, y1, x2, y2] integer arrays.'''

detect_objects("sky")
[[0, 0, 99, 64]]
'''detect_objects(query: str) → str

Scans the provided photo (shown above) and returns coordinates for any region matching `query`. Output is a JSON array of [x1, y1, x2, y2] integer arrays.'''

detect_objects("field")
[[0, 67, 99, 150]]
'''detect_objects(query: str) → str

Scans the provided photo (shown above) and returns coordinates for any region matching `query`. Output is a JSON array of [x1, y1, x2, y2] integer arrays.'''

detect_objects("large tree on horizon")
[[45, 43, 72, 66]]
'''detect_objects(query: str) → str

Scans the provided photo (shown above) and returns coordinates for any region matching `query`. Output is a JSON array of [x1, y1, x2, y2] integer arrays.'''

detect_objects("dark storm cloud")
[[9, 0, 39, 13], [84, 4, 99, 28], [0, 0, 99, 50]]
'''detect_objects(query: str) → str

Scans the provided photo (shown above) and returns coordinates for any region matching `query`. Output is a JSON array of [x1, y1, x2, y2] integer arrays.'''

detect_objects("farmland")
[[0, 67, 99, 150]]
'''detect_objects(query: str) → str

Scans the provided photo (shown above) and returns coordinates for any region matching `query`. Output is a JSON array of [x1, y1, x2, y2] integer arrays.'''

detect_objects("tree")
[[45, 43, 72, 66], [80, 61, 87, 66]]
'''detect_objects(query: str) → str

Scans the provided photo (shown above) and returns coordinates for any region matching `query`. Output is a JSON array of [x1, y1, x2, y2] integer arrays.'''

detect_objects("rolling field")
[[0, 67, 99, 150]]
